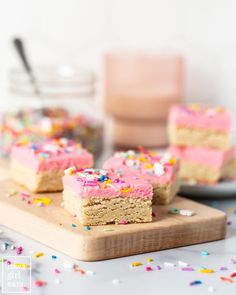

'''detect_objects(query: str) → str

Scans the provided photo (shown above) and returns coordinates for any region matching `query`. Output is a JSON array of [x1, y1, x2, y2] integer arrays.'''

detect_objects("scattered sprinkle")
[[147, 258, 153, 263], [168, 208, 179, 215], [219, 267, 228, 271], [131, 262, 142, 267], [85, 225, 91, 231], [33, 197, 52, 206], [55, 278, 62, 284], [15, 263, 30, 269], [103, 228, 114, 232], [156, 265, 161, 270], [220, 276, 234, 283], [16, 246, 23, 255], [54, 268, 60, 274], [190, 280, 202, 286], [200, 269, 215, 274], [208, 286, 215, 292], [63, 262, 74, 269], [164, 262, 176, 268], [178, 260, 189, 267], [201, 251, 210, 256], [51, 255, 57, 260], [230, 272, 236, 278], [179, 209, 195, 217], [35, 280, 47, 287], [35, 252, 44, 258], [182, 267, 194, 271], [145, 266, 152, 271], [112, 279, 121, 285], [74, 265, 85, 274], [71, 223, 77, 228], [120, 220, 128, 225]]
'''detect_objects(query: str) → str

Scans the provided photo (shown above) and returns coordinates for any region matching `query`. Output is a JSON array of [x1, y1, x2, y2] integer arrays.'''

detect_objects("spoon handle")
[[13, 37, 41, 96]]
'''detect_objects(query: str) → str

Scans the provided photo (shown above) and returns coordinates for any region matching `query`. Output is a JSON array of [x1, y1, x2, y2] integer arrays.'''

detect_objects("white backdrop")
[[0, 0, 236, 121]]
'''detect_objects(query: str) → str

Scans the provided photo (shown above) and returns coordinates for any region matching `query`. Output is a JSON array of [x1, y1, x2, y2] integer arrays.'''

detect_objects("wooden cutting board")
[[0, 179, 226, 261]]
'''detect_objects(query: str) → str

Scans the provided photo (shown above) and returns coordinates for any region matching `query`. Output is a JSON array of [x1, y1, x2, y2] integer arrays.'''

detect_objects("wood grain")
[[0, 179, 226, 261]]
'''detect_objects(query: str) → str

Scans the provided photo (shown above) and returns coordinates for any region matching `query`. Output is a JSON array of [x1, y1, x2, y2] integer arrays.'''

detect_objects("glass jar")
[[0, 65, 104, 160]]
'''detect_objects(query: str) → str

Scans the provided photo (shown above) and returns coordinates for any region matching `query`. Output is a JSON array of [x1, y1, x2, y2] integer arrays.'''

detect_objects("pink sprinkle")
[[181, 267, 194, 271], [120, 220, 128, 225], [20, 192, 30, 198], [54, 268, 60, 274], [27, 200, 32, 205], [6, 260, 11, 265], [16, 246, 23, 255], [37, 202, 44, 207], [35, 280, 46, 287], [145, 266, 152, 271], [22, 286, 29, 292]]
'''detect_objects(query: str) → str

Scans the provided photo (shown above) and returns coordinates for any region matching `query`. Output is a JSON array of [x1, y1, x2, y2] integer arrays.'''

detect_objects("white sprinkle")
[[1, 243, 7, 251], [112, 279, 121, 285], [10, 245, 16, 250], [160, 153, 171, 164], [86, 270, 95, 276], [179, 209, 195, 217], [55, 278, 62, 284], [208, 286, 215, 293], [63, 262, 74, 269], [163, 262, 176, 268], [154, 162, 165, 176], [0, 228, 3, 234], [178, 260, 189, 267]]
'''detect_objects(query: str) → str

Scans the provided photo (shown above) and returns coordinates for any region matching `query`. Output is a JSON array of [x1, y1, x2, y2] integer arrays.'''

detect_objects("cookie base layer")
[[179, 158, 236, 183], [168, 125, 230, 150], [10, 159, 63, 192], [63, 187, 152, 225], [153, 175, 180, 205]]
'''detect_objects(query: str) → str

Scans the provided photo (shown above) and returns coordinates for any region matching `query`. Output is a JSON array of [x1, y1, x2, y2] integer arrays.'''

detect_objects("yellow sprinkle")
[[169, 157, 177, 165], [227, 207, 235, 214], [144, 163, 153, 169], [35, 252, 44, 258], [33, 198, 52, 205], [138, 157, 148, 162], [129, 155, 135, 160], [200, 269, 215, 274], [15, 263, 30, 269], [120, 187, 132, 193], [64, 167, 74, 175], [131, 262, 142, 267], [147, 258, 153, 262]]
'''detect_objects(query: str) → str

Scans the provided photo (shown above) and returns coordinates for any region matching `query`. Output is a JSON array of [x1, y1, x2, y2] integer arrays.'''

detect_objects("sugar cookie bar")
[[103, 150, 179, 205], [168, 104, 232, 150], [11, 138, 93, 192], [62, 168, 153, 225]]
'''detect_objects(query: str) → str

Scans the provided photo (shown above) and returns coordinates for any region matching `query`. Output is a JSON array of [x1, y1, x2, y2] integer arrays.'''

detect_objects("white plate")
[[179, 180, 236, 198]]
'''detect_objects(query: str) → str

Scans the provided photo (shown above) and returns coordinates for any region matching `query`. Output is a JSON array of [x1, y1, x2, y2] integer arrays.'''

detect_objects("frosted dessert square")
[[10, 138, 93, 192], [62, 168, 153, 225], [168, 104, 232, 150], [103, 150, 179, 205], [169, 145, 236, 183]]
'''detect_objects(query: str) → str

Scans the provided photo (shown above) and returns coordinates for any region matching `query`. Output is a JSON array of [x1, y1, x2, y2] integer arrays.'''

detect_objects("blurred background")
[[0, 0, 236, 160]]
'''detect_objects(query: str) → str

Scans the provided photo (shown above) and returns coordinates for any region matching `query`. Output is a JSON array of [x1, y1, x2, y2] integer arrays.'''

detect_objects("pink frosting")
[[63, 168, 153, 199], [11, 138, 93, 172], [169, 145, 235, 168], [169, 104, 232, 132], [102, 151, 179, 185]]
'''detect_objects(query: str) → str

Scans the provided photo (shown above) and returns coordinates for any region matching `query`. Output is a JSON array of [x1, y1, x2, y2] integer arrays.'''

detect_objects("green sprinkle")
[[103, 228, 114, 232], [168, 208, 180, 215], [71, 223, 77, 228], [201, 251, 209, 256]]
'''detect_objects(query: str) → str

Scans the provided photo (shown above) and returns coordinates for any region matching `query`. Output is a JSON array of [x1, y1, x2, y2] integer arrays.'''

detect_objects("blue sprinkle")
[[71, 223, 77, 228], [52, 255, 57, 260], [201, 251, 209, 256], [190, 280, 202, 286], [85, 225, 91, 231]]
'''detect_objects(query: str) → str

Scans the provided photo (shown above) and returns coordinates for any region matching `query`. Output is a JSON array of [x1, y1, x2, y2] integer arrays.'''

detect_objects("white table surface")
[[1, 197, 236, 295]]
